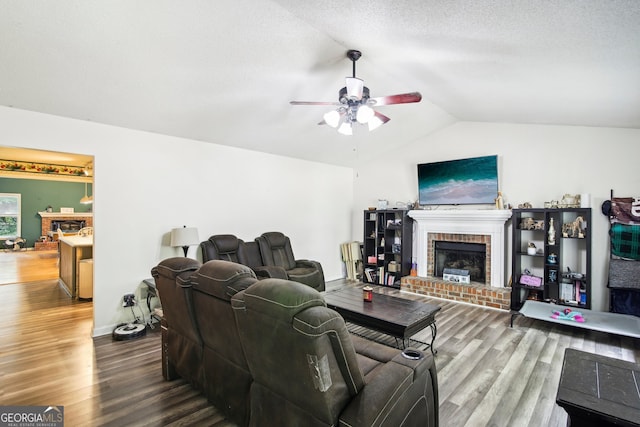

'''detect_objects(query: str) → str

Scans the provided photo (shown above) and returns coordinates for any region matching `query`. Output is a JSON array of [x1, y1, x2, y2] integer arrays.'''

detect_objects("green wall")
[[0, 178, 92, 247]]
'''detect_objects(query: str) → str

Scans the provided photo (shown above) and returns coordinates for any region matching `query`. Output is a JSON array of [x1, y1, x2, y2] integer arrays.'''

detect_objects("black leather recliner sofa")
[[201, 232, 325, 291], [152, 258, 439, 427]]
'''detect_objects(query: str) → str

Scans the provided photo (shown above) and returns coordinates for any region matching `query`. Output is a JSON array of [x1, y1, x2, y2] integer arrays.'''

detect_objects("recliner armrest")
[[391, 348, 432, 380], [295, 259, 322, 270], [295, 259, 325, 290], [339, 353, 438, 427], [253, 265, 289, 280]]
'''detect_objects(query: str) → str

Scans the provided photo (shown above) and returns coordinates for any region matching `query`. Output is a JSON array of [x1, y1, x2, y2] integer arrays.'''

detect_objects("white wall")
[[1, 106, 354, 336], [353, 121, 640, 312]]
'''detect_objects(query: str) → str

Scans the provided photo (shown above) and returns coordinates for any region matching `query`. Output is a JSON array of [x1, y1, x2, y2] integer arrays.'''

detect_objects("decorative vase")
[[548, 218, 556, 245]]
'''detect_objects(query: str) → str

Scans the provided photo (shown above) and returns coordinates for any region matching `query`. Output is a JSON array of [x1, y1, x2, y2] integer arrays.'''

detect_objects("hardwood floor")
[[1, 252, 639, 426], [0, 249, 59, 284]]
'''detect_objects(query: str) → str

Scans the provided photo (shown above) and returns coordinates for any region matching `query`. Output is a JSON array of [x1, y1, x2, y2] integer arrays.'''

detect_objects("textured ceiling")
[[1, 0, 638, 167]]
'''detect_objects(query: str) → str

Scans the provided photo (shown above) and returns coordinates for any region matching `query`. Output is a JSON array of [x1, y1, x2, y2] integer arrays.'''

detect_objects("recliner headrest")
[[151, 257, 201, 282], [191, 260, 257, 301], [240, 278, 325, 322], [261, 231, 287, 248], [209, 234, 244, 253]]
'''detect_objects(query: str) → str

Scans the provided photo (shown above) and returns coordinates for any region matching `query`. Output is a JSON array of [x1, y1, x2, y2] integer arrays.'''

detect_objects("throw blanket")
[[610, 223, 640, 260], [608, 258, 640, 289]]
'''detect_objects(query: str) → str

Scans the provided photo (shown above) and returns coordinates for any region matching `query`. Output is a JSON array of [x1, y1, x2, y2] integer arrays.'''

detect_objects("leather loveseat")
[[152, 258, 439, 427]]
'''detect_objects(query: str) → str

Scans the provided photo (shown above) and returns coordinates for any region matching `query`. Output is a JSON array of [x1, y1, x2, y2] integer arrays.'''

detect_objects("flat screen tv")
[[418, 155, 498, 206]]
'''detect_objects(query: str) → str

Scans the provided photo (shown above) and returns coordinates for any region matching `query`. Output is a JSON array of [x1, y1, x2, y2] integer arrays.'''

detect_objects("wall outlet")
[[123, 293, 136, 307]]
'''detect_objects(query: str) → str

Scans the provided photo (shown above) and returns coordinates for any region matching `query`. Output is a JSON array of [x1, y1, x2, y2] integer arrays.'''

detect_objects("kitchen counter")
[[59, 235, 93, 297], [59, 235, 93, 247]]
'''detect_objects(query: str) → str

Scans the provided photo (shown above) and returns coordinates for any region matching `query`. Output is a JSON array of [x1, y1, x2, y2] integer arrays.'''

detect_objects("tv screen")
[[418, 155, 498, 205]]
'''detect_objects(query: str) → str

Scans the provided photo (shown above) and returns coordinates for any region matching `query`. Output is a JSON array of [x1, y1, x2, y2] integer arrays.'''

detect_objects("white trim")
[[38, 211, 93, 218], [408, 209, 512, 287]]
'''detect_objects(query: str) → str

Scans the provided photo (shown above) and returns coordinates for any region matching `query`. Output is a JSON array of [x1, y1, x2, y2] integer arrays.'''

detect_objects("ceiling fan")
[[290, 49, 422, 135]]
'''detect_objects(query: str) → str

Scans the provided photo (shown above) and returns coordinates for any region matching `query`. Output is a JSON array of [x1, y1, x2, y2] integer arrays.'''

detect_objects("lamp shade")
[[170, 226, 199, 247], [80, 182, 93, 204]]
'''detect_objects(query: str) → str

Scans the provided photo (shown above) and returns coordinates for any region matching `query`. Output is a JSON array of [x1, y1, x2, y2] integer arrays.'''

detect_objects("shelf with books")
[[362, 209, 413, 288]]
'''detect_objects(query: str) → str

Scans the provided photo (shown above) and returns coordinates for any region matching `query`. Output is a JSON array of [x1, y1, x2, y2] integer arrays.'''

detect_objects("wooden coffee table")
[[556, 348, 640, 427], [323, 287, 441, 354]]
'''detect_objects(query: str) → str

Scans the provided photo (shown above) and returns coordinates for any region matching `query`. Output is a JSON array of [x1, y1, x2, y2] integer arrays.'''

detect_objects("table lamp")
[[170, 226, 199, 257]]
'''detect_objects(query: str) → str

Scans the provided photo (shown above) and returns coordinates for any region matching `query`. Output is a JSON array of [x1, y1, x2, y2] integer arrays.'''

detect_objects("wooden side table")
[[556, 348, 640, 427]]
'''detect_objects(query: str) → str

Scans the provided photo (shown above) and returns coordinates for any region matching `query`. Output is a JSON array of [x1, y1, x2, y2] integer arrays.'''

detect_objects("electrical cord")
[[128, 304, 146, 326]]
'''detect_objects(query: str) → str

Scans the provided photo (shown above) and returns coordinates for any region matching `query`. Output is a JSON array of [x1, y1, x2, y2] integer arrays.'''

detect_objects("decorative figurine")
[[495, 191, 504, 210], [520, 217, 535, 230], [563, 216, 585, 238]]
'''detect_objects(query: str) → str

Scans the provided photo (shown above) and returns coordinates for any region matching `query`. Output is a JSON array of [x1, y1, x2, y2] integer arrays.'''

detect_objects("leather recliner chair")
[[231, 279, 439, 427], [150, 257, 204, 389], [255, 231, 325, 291], [190, 260, 258, 427]]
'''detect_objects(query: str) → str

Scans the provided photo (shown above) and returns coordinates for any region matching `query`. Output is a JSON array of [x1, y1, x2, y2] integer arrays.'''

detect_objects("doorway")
[[0, 146, 94, 313]]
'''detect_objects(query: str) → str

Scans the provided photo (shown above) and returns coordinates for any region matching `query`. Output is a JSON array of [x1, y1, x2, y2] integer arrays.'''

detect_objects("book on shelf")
[[364, 268, 377, 283]]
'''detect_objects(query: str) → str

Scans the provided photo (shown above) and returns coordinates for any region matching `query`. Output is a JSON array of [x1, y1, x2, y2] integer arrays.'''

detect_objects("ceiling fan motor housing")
[[339, 86, 370, 104]]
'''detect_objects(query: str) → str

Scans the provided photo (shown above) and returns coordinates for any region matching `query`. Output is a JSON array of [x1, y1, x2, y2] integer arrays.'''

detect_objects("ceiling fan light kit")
[[290, 49, 422, 135]]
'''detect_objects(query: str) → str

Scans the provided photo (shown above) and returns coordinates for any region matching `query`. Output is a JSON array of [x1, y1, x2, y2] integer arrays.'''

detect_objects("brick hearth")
[[401, 276, 511, 311]]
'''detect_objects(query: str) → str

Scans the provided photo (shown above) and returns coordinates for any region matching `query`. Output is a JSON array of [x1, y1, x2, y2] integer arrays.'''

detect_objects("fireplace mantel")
[[38, 211, 93, 218], [408, 209, 512, 287]]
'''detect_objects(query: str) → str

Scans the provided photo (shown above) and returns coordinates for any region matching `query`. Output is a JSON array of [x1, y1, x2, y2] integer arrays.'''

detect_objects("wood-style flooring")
[[1, 251, 639, 426], [0, 248, 59, 284]]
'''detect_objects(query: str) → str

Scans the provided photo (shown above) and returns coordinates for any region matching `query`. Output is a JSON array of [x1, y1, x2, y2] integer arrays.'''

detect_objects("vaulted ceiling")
[[1, 1, 638, 167]]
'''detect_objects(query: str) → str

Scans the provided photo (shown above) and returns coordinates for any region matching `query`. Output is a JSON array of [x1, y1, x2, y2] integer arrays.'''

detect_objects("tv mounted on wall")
[[417, 155, 498, 205]]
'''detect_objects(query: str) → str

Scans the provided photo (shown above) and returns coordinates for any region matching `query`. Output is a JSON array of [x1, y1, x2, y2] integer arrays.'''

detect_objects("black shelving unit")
[[511, 208, 591, 311], [362, 209, 412, 288]]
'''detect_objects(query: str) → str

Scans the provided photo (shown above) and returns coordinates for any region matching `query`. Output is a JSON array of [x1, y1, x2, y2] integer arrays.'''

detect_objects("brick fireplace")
[[38, 211, 93, 239], [402, 209, 512, 310]]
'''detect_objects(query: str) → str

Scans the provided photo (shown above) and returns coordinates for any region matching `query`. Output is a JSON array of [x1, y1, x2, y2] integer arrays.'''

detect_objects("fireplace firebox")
[[51, 220, 86, 233], [434, 241, 486, 283]]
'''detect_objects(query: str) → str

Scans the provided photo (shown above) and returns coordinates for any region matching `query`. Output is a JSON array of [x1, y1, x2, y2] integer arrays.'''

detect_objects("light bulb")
[[337, 122, 353, 135], [323, 110, 341, 128], [368, 115, 385, 131], [356, 105, 375, 124]]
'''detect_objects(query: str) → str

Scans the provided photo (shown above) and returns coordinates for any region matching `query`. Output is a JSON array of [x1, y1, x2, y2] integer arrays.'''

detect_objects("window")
[[0, 193, 21, 238]]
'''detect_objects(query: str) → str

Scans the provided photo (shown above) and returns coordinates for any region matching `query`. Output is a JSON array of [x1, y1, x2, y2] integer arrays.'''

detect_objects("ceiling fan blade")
[[374, 111, 391, 122], [370, 92, 422, 106], [290, 101, 340, 106]]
